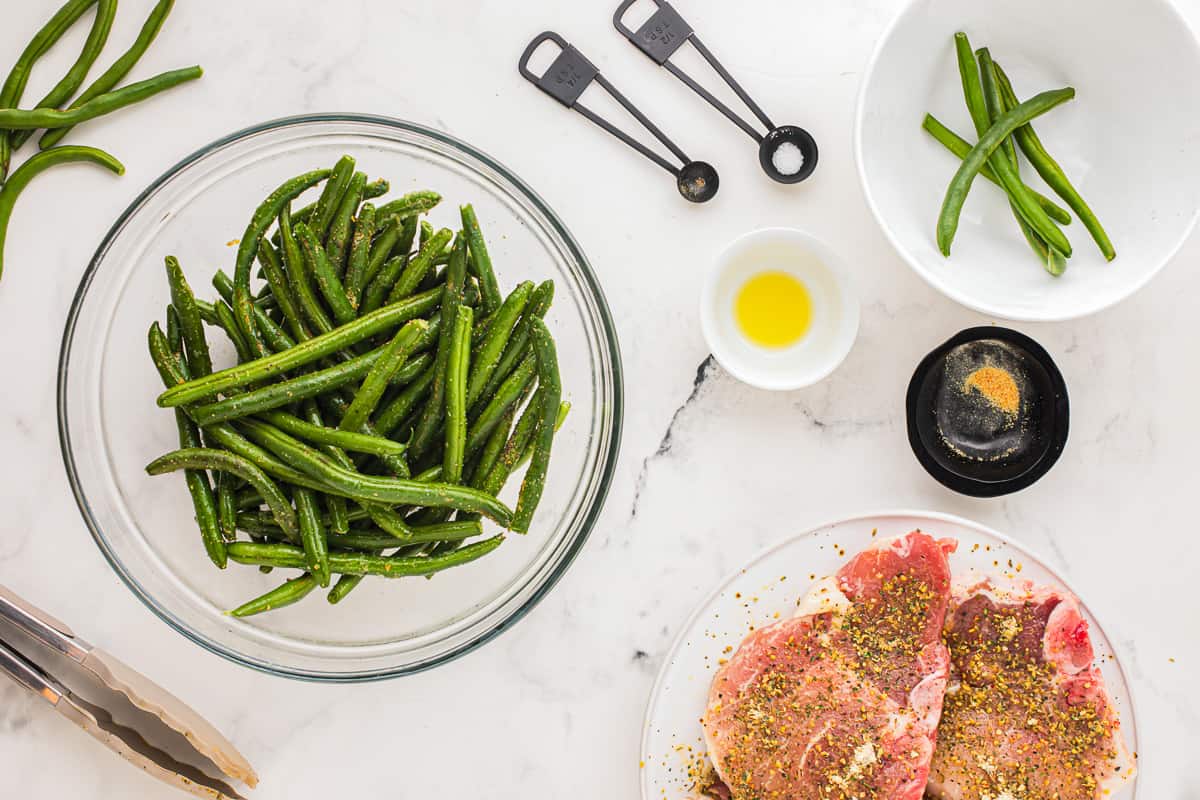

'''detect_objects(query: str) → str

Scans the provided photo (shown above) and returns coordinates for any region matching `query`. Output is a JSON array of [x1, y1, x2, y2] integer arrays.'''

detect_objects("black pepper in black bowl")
[[906, 327, 1068, 497]]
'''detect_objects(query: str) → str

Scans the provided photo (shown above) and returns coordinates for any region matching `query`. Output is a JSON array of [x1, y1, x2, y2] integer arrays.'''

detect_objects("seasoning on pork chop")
[[926, 576, 1136, 800], [701, 531, 957, 800]]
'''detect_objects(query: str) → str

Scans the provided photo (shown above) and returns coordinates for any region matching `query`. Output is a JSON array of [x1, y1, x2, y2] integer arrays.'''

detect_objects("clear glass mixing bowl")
[[58, 114, 623, 681]]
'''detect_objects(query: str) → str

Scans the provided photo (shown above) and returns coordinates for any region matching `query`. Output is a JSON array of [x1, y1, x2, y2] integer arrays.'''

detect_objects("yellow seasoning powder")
[[963, 366, 1020, 415], [734, 271, 813, 348]]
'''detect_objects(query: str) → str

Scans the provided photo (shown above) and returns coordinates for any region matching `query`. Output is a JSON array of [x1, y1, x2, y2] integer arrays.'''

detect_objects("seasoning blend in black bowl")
[[906, 327, 1068, 497]]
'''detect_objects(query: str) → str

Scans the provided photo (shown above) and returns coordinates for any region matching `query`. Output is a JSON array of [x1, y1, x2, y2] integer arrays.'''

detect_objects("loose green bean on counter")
[[0, 0, 199, 281], [146, 157, 566, 615]]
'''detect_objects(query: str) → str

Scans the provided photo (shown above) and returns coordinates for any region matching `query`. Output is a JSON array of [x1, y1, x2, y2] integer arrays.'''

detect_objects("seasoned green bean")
[[309, 156, 354, 239], [326, 575, 366, 605], [232, 168, 331, 357], [388, 227, 454, 305], [214, 300, 253, 363], [165, 305, 183, 355], [359, 503, 414, 539], [256, 234, 308, 341], [237, 419, 514, 524], [40, 0, 176, 149], [512, 319, 561, 533], [279, 204, 333, 335], [148, 322, 225, 567], [475, 280, 553, 412], [324, 171, 365, 276], [460, 204, 503, 313], [375, 190, 441, 223], [373, 363, 435, 436], [0, 146, 123, 280], [332, 521, 483, 549], [362, 178, 388, 200], [468, 402, 516, 491], [344, 201, 376, 307], [294, 487, 330, 587], [205, 424, 332, 495], [146, 448, 300, 542], [157, 285, 442, 406], [443, 306, 474, 484], [258, 410, 407, 457], [228, 573, 317, 618], [216, 471, 238, 542], [467, 282, 533, 408], [465, 352, 537, 458], [189, 345, 433, 426], [340, 320, 428, 433], [227, 536, 504, 577], [409, 235, 468, 459], [295, 221, 356, 326], [164, 256, 213, 376], [362, 215, 416, 294], [992, 61, 1115, 261], [480, 390, 542, 497]]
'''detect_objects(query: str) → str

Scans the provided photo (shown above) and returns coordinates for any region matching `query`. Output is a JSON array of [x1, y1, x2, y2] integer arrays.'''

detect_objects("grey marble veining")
[[0, 1, 1197, 798]]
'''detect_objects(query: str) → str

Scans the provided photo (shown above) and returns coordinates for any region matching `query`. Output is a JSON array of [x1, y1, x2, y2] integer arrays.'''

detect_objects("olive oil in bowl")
[[701, 228, 859, 390]]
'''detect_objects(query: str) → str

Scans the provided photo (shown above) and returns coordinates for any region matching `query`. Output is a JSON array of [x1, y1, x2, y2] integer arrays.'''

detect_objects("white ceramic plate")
[[855, 0, 1200, 321], [639, 510, 1138, 799]]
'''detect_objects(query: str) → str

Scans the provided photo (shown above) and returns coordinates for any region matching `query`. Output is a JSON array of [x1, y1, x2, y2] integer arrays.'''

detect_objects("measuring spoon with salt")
[[519, 31, 719, 203], [613, 0, 818, 184]]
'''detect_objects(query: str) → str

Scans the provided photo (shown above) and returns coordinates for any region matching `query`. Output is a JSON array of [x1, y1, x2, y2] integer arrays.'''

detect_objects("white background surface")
[[0, 1, 1196, 798]]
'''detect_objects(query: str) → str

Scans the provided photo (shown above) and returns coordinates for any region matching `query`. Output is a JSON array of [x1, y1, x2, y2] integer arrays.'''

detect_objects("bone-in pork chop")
[[701, 531, 957, 800], [925, 575, 1136, 800]]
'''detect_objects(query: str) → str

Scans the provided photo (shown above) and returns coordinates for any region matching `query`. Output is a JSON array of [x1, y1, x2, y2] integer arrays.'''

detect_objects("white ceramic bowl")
[[700, 228, 858, 390], [856, 0, 1200, 321]]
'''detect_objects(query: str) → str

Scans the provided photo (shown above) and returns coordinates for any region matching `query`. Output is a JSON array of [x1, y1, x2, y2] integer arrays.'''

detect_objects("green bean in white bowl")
[[855, 0, 1200, 321]]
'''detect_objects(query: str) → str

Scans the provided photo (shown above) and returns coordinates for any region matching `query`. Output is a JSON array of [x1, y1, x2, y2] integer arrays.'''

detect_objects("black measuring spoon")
[[613, 0, 818, 184], [519, 31, 719, 203]]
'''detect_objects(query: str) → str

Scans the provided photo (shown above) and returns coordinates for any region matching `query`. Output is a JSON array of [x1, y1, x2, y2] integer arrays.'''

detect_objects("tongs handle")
[[0, 637, 65, 703], [0, 583, 86, 661]]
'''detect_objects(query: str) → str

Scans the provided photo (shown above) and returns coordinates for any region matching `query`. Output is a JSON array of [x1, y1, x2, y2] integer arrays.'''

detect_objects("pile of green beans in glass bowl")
[[924, 32, 1115, 276], [146, 154, 567, 617]]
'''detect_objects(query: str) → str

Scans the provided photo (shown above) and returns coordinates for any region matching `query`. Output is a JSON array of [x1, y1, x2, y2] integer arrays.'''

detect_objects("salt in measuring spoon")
[[613, 0, 818, 184], [519, 31, 719, 203]]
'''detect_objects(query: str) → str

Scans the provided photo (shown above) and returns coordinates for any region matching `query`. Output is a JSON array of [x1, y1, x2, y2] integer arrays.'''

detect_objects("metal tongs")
[[0, 584, 258, 799], [613, 0, 818, 184]]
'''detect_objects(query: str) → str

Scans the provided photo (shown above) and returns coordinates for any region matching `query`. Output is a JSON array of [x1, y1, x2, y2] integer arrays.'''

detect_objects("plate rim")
[[638, 508, 1140, 799]]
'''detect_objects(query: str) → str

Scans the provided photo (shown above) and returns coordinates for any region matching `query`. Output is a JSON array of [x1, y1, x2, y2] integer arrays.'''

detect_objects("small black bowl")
[[906, 327, 1069, 497], [758, 125, 818, 184]]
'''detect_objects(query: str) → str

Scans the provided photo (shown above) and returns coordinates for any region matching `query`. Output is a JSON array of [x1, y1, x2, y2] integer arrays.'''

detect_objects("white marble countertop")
[[1, 1, 1197, 797]]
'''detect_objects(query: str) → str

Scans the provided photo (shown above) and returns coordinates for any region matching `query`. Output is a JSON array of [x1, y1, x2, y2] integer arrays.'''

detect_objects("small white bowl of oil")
[[701, 228, 859, 391]]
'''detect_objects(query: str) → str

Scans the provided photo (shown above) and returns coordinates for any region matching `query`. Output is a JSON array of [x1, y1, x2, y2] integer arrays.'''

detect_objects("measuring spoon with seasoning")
[[613, 0, 818, 184], [519, 31, 719, 203]]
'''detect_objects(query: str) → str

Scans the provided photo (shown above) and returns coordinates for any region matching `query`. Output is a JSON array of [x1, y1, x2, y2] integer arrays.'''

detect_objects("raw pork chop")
[[926, 575, 1136, 800], [701, 531, 957, 800]]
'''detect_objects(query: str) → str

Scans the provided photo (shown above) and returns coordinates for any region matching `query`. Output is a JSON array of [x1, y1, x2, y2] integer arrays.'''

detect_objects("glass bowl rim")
[[56, 112, 625, 682]]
